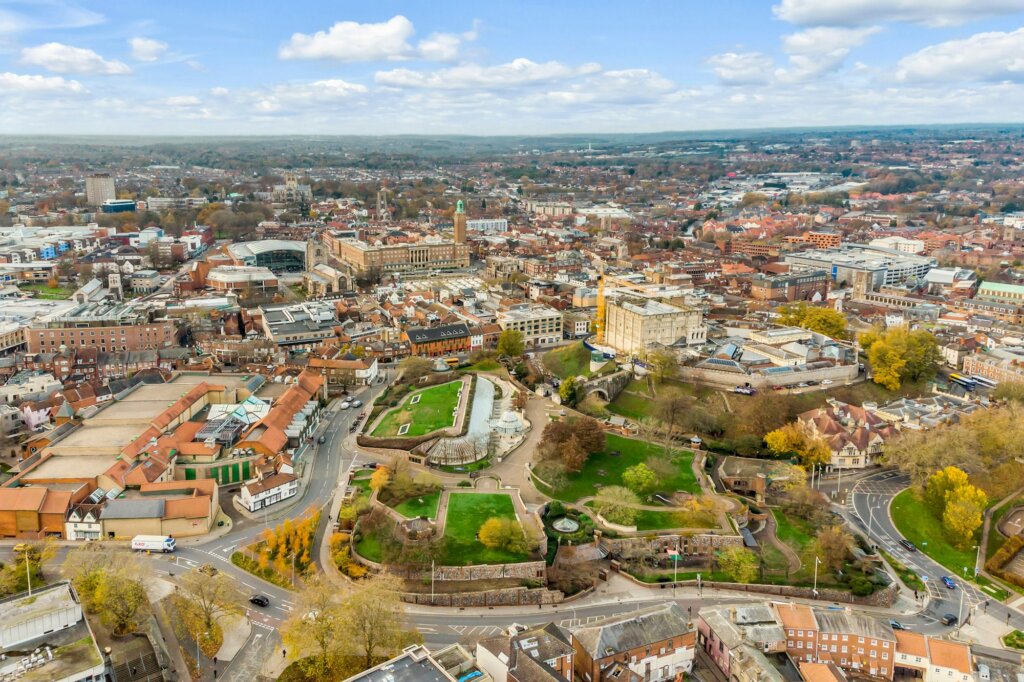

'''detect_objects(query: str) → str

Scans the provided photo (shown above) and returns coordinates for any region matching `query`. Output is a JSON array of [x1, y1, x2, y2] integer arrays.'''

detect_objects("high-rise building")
[[453, 199, 467, 244], [85, 174, 116, 206]]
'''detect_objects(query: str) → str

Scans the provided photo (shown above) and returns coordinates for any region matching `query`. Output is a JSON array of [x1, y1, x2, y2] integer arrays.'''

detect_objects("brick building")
[[403, 323, 472, 357], [26, 303, 176, 353], [749, 271, 829, 302]]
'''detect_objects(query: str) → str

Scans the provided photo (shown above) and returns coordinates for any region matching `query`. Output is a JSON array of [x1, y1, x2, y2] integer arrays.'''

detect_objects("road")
[[847, 469, 1024, 639]]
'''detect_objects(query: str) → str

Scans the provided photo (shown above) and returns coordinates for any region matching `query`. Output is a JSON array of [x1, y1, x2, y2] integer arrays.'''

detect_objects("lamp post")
[[813, 556, 821, 598], [24, 548, 32, 597]]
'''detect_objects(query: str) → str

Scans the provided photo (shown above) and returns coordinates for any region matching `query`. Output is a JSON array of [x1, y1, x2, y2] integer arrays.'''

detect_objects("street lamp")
[[812, 556, 821, 597]]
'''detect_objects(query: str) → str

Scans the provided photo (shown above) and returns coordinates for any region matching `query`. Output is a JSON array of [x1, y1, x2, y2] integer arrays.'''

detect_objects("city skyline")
[[3, 0, 1024, 135]]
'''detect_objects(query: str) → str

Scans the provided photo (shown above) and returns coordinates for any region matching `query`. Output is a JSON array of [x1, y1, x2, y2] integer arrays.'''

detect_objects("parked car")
[[941, 613, 958, 626], [821, 379, 834, 386], [941, 576, 957, 589], [249, 595, 270, 607], [340, 402, 351, 409], [898, 539, 917, 552], [351, 399, 363, 408], [318, 435, 327, 444], [889, 620, 907, 631]]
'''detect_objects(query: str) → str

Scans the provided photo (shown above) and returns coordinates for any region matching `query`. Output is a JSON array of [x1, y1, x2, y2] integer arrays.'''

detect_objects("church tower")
[[453, 199, 467, 244]]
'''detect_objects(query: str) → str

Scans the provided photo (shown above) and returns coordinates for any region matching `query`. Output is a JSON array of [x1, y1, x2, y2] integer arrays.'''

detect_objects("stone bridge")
[[578, 369, 632, 403]]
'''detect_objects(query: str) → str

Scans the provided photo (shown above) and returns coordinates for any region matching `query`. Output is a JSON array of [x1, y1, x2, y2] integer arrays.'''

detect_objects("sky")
[[3, 0, 1024, 135]]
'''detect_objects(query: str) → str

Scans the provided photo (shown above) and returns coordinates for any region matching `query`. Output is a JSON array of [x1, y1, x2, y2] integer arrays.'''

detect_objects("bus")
[[970, 375, 998, 388], [949, 374, 976, 390]]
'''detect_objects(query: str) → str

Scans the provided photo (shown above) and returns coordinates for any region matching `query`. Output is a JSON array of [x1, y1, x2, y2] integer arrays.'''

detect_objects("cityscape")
[[3, 2, 1024, 682]]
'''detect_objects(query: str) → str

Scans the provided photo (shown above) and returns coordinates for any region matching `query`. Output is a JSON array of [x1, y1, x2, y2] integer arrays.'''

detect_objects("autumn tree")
[[478, 517, 530, 553], [338, 574, 421, 673], [993, 382, 1024, 403], [95, 571, 150, 635], [559, 376, 579, 406], [764, 423, 831, 467], [538, 417, 606, 472], [281, 575, 347, 681], [369, 466, 391, 492], [943, 484, 988, 550], [497, 329, 525, 357], [814, 525, 852, 573], [646, 349, 679, 384], [778, 303, 847, 339], [859, 326, 940, 390], [399, 356, 433, 382], [178, 566, 244, 635], [718, 546, 759, 583], [924, 466, 971, 518], [622, 463, 658, 498], [594, 486, 641, 526]]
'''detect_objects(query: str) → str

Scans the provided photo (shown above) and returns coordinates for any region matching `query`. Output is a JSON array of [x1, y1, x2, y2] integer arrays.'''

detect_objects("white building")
[[467, 218, 508, 234], [0, 371, 62, 405], [893, 632, 974, 682], [605, 297, 706, 354], [497, 304, 563, 348], [240, 473, 298, 512], [146, 196, 209, 211], [869, 236, 925, 254]]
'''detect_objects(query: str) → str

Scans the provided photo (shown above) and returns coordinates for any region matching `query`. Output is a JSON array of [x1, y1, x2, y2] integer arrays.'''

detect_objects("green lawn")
[[20, 283, 75, 299], [772, 509, 817, 552], [439, 493, 530, 565], [543, 342, 595, 379], [1002, 630, 1024, 651], [634, 508, 716, 531], [891, 489, 976, 577], [372, 380, 463, 437], [355, 533, 383, 563], [606, 391, 654, 421], [391, 490, 441, 519], [461, 359, 501, 372], [551, 434, 697, 503]]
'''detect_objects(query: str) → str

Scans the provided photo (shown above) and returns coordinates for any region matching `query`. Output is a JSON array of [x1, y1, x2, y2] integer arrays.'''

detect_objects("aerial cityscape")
[[3, 2, 1024, 682]]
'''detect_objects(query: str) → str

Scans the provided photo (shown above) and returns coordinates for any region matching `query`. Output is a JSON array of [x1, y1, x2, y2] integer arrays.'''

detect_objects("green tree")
[[718, 546, 759, 583], [594, 486, 640, 526], [622, 463, 658, 498], [646, 349, 679, 383], [559, 376, 579, 406], [497, 329, 525, 357], [993, 381, 1024, 403], [859, 326, 939, 390]]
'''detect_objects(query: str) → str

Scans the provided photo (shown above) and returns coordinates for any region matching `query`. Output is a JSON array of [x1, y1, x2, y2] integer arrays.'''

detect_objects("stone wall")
[[350, 539, 548, 582], [600, 532, 743, 558], [401, 586, 563, 607], [631, 578, 899, 608], [578, 369, 633, 402], [679, 363, 858, 390]]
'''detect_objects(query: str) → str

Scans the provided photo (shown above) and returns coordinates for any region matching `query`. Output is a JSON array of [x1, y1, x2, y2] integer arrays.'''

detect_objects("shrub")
[[457, 480, 472, 488], [849, 576, 874, 596], [547, 500, 566, 517]]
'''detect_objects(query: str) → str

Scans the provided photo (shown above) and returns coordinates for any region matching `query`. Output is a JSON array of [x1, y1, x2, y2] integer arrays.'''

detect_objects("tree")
[[622, 463, 658, 498], [814, 525, 852, 573], [718, 546, 759, 583], [478, 517, 529, 553], [399, 356, 432, 382], [993, 381, 1024, 403], [646, 349, 679, 383], [594, 486, 640, 526], [338, 574, 421, 672], [537, 417, 605, 471], [859, 327, 939, 390], [764, 423, 831, 467], [369, 466, 391, 492], [281, 575, 347, 681], [559, 376, 579, 406], [943, 484, 988, 550], [95, 571, 149, 636], [497, 329, 525, 357], [178, 566, 244, 634], [778, 303, 847, 339], [924, 466, 971, 518]]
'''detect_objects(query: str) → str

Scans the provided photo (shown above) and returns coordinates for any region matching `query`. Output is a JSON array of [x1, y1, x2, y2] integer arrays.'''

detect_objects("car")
[[249, 595, 270, 607], [889, 620, 908, 631], [941, 576, 957, 589], [363, 462, 378, 469], [898, 539, 917, 552], [797, 382, 809, 388], [941, 613, 958, 626], [340, 402, 351, 409], [351, 399, 362, 408], [821, 379, 834, 386], [318, 435, 327, 444]]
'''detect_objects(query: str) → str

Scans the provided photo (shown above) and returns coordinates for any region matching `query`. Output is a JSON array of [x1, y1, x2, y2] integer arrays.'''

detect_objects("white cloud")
[[0, 71, 86, 94], [896, 28, 1024, 81], [279, 15, 476, 62], [376, 58, 601, 89], [21, 42, 130, 75], [773, 0, 1024, 27], [164, 95, 201, 107], [210, 87, 230, 96], [707, 52, 773, 85], [129, 37, 168, 62], [778, 26, 881, 80], [0, 2, 104, 34]]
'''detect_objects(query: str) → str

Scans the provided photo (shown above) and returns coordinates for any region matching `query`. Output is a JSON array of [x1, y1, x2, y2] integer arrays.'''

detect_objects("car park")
[[249, 595, 270, 607], [942, 576, 956, 589]]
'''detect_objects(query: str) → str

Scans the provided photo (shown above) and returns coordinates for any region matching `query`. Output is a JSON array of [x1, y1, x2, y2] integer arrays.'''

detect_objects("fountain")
[[551, 516, 580, 533]]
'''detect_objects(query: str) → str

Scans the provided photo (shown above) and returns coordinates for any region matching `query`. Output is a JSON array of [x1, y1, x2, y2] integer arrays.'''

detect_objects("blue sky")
[[3, 0, 1024, 134]]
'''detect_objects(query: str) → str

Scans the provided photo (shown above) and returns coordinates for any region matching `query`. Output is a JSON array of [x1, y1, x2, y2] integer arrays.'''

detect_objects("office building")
[[333, 237, 470, 274], [26, 303, 176, 353], [497, 304, 563, 348], [85, 174, 115, 206], [146, 196, 209, 211], [258, 301, 337, 350], [467, 218, 508, 234], [784, 245, 934, 288]]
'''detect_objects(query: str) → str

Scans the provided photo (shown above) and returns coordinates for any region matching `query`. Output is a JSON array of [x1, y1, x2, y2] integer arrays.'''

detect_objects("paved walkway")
[[754, 510, 802, 574]]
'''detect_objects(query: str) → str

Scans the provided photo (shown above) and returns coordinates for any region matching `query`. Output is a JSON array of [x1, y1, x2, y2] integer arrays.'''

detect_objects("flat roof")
[[26, 455, 114, 479]]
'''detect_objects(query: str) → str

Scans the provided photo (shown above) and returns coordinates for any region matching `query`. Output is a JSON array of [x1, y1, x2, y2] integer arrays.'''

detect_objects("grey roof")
[[571, 603, 691, 659], [814, 609, 893, 641], [100, 498, 165, 519], [406, 323, 470, 344]]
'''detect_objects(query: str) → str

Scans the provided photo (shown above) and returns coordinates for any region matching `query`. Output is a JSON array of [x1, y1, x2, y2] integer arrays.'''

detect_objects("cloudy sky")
[[3, 0, 1024, 135]]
